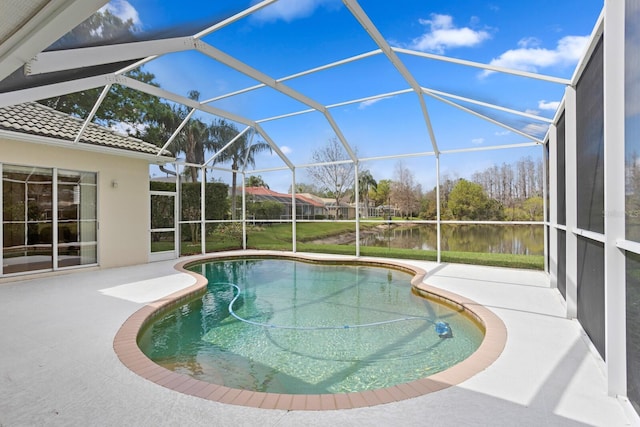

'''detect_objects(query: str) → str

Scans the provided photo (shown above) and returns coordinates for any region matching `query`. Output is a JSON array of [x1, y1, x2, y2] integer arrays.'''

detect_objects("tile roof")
[[0, 102, 173, 158], [245, 186, 326, 207], [296, 194, 325, 208]]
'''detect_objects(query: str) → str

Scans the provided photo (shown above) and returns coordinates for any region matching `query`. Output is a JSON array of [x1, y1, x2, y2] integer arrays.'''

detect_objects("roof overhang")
[[0, 0, 109, 82], [0, 129, 176, 164]]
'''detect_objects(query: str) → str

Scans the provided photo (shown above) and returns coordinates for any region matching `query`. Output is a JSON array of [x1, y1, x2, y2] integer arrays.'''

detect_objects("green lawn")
[[155, 221, 544, 270], [297, 244, 543, 270]]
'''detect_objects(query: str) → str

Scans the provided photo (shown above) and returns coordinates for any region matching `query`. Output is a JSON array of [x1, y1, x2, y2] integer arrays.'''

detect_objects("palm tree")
[[216, 123, 272, 219], [179, 117, 211, 182], [143, 90, 219, 182], [246, 175, 269, 188], [175, 91, 221, 182], [358, 169, 377, 218]]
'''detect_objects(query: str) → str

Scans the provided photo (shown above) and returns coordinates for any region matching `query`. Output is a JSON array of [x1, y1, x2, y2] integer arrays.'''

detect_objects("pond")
[[359, 224, 544, 255]]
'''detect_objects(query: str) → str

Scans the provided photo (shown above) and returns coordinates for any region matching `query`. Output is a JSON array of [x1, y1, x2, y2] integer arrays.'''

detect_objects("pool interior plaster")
[[113, 252, 507, 411]]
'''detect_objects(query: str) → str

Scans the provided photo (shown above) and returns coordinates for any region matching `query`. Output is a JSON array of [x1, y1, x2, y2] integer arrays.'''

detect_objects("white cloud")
[[100, 0, 141, 27], [481, 35, 589, 77], [495, 130, 510, 136], [358, 96, 393, 110], [517, 37, 541, 49], [524, 109, 539, 115], [471, 137, 485, 145], [280, 145, 292, 155], [251, 0, 340, 23], [408, 14, 491, 54], [522, 123, 549, 137], [538, 100, 560, 111]]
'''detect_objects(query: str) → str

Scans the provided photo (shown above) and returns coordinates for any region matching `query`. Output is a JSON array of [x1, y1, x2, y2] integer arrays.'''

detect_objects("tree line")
[[296, 139, 544, 222], [470, 157, 544, 206], [381, 156, 544, 221]]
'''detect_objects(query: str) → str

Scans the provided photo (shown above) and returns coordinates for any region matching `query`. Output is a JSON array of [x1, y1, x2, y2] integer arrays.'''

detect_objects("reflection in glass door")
[[57, 169, 97, 268], [2, 165, 53, 274], [150, 191, 177, 261]]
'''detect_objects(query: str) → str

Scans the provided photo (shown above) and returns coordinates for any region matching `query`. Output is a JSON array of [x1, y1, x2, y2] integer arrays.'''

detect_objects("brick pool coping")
[[113, 252, 507, 411]]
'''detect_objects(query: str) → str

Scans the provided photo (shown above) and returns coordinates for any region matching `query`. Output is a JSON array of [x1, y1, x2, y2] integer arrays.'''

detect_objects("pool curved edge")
[[113, 251, 507, 411]]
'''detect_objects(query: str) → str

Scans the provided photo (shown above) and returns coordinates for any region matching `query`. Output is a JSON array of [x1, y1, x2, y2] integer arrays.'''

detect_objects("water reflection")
[[359, 224, 543, 255]]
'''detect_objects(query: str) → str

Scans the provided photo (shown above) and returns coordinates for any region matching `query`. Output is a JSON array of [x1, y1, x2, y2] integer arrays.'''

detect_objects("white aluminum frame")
[[603, 0, 627, 399], [564, 85, 578, 319], [548, 125, 558, 289]]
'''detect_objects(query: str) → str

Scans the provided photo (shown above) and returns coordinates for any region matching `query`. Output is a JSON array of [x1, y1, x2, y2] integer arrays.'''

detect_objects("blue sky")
[[99, 0, 603, 193]]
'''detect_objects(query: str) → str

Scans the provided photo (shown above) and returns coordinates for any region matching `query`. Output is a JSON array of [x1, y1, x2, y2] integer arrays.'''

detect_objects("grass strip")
[[166, 222, 544, 270], [295, 244, 543, 270]]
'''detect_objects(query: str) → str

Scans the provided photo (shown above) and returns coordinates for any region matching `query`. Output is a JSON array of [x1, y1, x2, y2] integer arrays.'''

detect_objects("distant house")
[[348, 201, 383, 219], [317, 197, 356, 220], [375, 204, 398, 218], [244, 187, 326, 220], [296, 193, 330, 218]]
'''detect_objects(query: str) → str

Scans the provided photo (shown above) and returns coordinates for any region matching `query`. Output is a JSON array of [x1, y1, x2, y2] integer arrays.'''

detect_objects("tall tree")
[[40, 10, 164, 128], [140, 91, 219, 182], [39, 68, 164, 128], [216, 123, 272, 220], [471, 156, 543, 204], [356, 169, 377, 217], [174, 91, 220, 182], [307, 138, 356, 212], [391, 161, 421, 218], [246, 175, 269, 188], [448, 179, 504, 220], [370, 179, 392, 208], [420, 188, 438, 220], [289, 182, 321, 195], [49, 9, 138, 50], [523, 196, 544, 220], [439, 173, 458, 209]]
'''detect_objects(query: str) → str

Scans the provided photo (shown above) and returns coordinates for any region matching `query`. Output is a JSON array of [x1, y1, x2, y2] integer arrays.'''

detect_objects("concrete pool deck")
[[0, 250, 637, 426]]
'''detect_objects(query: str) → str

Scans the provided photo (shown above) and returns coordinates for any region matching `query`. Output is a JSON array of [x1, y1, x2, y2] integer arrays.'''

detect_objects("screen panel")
[[557, 113, 566, 226], [627, 251, 640, 414], [557, 229, 566, 299], [576, 37, 604, 234], [577, 236, 605, 359]]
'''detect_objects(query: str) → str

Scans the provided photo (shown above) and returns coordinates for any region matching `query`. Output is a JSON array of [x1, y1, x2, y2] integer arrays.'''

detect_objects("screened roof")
[[0, 0, 603, 190]]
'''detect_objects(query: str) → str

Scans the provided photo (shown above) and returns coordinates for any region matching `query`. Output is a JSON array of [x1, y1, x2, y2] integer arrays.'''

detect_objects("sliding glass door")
[[2, 165, 53, 274], [2, 164, 97, 275], [57, 169, 97, 268]]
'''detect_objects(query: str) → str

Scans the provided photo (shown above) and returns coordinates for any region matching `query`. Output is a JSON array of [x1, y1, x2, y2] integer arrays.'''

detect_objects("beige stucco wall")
[[1, 137, 150, 269]]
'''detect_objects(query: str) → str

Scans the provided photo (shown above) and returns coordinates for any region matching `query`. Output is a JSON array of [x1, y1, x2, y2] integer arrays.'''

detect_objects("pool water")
[[138, 259, 484, 394]]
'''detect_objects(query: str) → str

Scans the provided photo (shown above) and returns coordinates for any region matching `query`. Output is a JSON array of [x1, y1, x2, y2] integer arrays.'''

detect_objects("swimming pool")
[[137, 257, 484, 395]]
